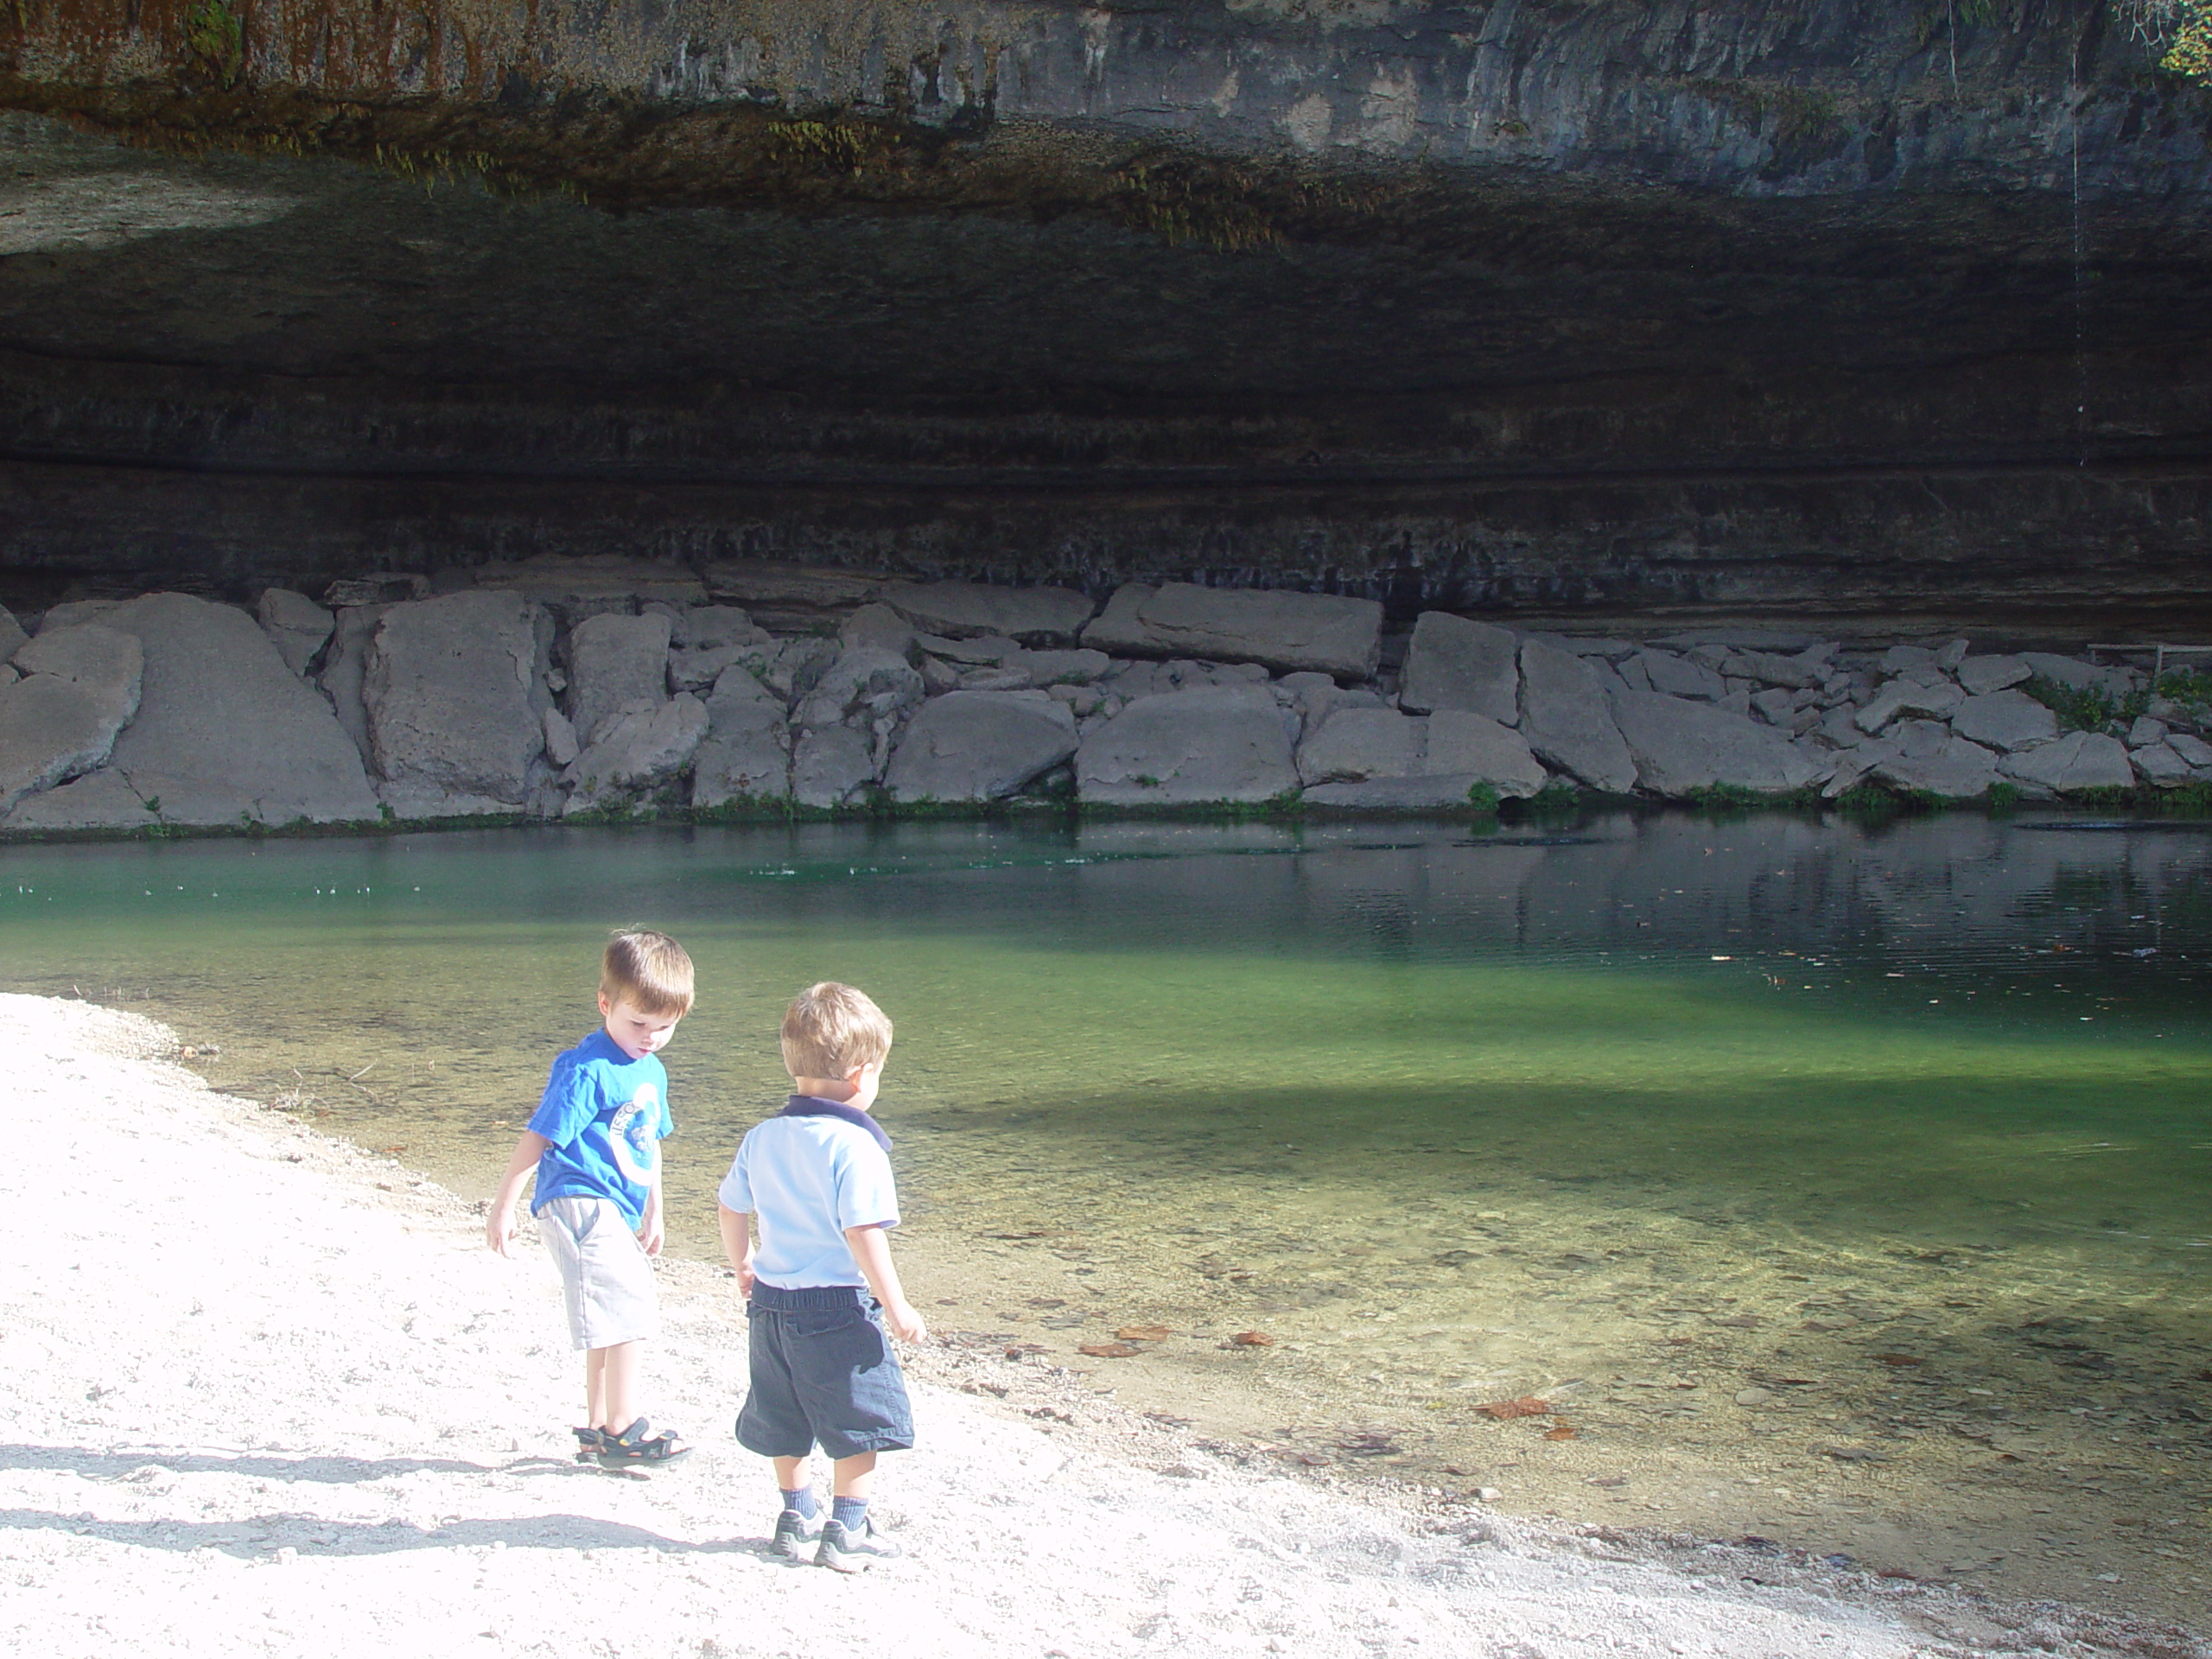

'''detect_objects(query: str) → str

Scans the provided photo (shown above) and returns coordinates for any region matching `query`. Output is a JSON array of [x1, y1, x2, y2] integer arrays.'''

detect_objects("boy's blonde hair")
[[781, 982, 893, 1080], [601, 928, 695, 1019]]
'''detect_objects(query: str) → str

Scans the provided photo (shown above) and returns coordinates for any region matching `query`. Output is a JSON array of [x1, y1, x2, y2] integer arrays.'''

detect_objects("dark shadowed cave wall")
[[1, 0, 2209, 630]]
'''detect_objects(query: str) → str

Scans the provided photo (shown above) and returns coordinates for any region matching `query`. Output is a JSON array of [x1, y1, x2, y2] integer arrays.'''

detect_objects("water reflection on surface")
[[3, 811, 2208, 1616]]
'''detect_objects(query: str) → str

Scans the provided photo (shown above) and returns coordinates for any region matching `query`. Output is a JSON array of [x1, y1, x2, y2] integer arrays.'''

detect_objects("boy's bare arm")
[[718, 1204, 755, 1296], [486, 1131, 551, 1256], [845, 1224, 926, 1344], [638, 1162, 666, 1257]]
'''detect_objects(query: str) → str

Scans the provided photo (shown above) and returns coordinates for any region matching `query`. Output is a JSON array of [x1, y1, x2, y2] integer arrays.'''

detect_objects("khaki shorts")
[[537, 1196, 660, 1351]]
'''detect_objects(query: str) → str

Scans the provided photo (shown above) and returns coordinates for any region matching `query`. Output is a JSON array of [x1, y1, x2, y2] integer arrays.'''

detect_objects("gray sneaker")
[[815, 1515, 902, 1573], [771, 1508, 824, 1561]]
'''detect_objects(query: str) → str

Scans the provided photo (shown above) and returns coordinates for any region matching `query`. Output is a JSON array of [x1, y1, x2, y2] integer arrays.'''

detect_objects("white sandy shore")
[[2, 992, 2199, 1659]]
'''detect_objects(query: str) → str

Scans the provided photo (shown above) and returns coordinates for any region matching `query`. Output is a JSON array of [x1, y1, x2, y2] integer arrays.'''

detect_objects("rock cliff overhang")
[[2, 1, 2209, 624]]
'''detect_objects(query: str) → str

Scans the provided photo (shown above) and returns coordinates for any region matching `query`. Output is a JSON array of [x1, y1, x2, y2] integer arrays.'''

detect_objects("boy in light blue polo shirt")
[[719, 981, 927, 1572]]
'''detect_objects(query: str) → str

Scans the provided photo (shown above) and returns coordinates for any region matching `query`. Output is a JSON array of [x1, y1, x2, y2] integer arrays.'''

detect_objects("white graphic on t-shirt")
[[607, 1083, 660, 1184]]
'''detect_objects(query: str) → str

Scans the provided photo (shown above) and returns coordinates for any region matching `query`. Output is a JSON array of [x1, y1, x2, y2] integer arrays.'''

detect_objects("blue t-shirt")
[[528, 1028, 673, 1230], [719, 1101, 900, 1290]]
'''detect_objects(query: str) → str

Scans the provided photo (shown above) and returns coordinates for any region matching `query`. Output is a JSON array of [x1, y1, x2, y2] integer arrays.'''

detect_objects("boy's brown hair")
[[601, 928, 696, 1018], [781, 982, 893, 1080]]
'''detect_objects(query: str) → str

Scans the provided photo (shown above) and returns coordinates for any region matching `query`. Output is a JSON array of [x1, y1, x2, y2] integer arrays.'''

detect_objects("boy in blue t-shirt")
[[488, 928, 695, 1467], [719, 981, 926, 1571]]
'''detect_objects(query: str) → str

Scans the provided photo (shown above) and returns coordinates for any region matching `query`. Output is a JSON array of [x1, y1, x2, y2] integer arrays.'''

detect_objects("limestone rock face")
[[1077, 685, 1299, 804], [791, 725, 877, 808], [1397, 613, 1519, 722], [365, 591, 545, 810], [692, 670, 791, 808], [1999, 731, 2135, 794], [2132, 741, 2203, 787], [317, 603, 391, 767], [256, 588, 334, 677], [0, 605, 27, 661], [1085, 582, 1382, 681], [564, 695, 708, 804], [837, 602, 918, 656], [880, 581, 1096, 645], [885, 690, 1079, 802], [1423, 710, 1549, 798], [1517, 639, 1636, 792], [12, 622, 143, 699], [1608, 689, 1824, 796], [569, 612, 673, 742], [1949, 690, 2060, 752], [474, 555, 708, 619], [99, 593, 380, 825], [1296, 707, 1423, 785]]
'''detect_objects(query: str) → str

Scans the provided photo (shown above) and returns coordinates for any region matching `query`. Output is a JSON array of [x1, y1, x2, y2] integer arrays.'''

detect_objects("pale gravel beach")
[[1, 991, 2202, 1659]]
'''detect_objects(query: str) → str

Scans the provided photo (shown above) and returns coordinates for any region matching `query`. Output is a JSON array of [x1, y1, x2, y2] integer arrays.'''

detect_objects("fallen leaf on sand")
[[1872, 1353, 1924, 1367], [1228, 1331, 1275, 1348], [1292, 1452, 1331, 1466], [1476, 1396, 1552, 1420], [1116, 1325, 1173, 1343], [1005, 1343, 1047, 1358], [1545, 1424, 1578, 1441], [1079, 1341, 1143, 1358], [1028, 1297, 1068, 1308], [1586, 1474, 1628, 1488]]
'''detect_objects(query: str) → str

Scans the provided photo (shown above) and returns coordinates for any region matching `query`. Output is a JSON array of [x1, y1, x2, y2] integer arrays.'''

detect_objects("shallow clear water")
[[5, 813, 2209, 1609]]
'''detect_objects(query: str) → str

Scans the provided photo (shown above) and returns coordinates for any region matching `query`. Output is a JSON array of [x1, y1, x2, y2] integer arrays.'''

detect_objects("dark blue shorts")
[[736, 1283, 914, 1461]]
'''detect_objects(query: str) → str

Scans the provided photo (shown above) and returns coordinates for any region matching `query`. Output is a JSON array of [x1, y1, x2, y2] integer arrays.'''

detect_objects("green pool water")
[[5, 812, 2209, 1607]]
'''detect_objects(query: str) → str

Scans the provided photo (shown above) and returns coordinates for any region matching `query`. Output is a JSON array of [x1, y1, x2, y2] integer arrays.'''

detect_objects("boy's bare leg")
[[830, 1452, 876, 1501], [772, 1454, 810, 1493], [596, 1340, 642, 1430], [584, 1346, 607, 1428]]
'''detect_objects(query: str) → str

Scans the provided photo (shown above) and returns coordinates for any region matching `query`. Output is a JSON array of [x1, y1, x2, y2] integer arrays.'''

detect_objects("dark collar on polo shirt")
[[779, 1093, 893, 1152]]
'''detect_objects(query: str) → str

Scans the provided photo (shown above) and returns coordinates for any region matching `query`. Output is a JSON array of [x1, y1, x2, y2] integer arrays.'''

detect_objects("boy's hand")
[[735, 1254, 756, 1297], [881, 1300, 928, 1344], [486, 1205, 516, 1257], [638, 1212, 665, 1257]]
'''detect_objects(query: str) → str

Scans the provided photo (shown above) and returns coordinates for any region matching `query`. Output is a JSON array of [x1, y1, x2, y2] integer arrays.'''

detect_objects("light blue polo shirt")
[[720, 1102, 900, 1290]]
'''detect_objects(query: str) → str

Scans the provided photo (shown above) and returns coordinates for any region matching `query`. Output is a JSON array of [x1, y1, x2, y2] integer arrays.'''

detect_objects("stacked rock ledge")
[[2, 570, 2206, 838]]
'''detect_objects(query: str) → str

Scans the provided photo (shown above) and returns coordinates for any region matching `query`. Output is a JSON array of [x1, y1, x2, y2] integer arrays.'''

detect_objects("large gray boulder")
[[1423, 710, 1549, 798], [0, 766, 155, 830], [569, 612, 674, 742], [1855, 677, 1965, 733], [0, 605, 26, 661], [256, 588, 334, 678], [1869, 721, 2002, 798], [1999, 731, 2135, 794], [1608, 689, 1824, 796], [1949, 690, 2060, 752], [1397, 613, 1519, 722], [1518, 639, 1636, 792], [795, 645, 925, 729], [98, 594, 381, 826], [884, 691, 1079, 802], [2132, 741, 2203, 788], [1957, 654, 2032, 696], [880, 581, 1096, 645], [0, 626, 145, 815], [791, 726, 878, 808], [1082, 582, 1382, 681], [692, 670, 791, 808], [1077, 685, 1299, 804], [1296, 707, 1423, 785], [1637, 649, 1727, 702], [563, 695, 709, 805], [365, 591, 546, 813]]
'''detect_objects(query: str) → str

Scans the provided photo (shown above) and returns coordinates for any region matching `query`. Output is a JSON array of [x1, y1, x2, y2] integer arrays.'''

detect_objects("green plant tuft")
[[185, 0, 245, 90], [1466, 781, 1501, 814], [2020, 675, 2149, 735]]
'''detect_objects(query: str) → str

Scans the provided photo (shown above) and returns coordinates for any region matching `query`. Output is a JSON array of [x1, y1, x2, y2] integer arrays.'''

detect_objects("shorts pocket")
[[788, 1304, 864, 1344]]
